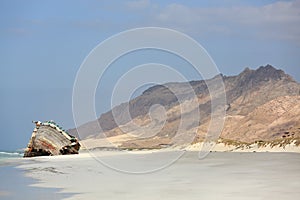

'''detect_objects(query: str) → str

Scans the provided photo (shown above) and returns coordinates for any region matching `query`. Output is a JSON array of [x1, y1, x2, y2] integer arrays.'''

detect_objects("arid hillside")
[[69, 65, 300, 149]]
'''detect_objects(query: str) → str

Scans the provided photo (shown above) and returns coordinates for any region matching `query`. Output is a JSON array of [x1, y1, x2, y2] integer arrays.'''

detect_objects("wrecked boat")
[[24, 120, 80, 157]]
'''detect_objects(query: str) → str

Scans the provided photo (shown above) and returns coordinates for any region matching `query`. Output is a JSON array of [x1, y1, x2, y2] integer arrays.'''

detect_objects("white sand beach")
[[17, 150, 300, 200]]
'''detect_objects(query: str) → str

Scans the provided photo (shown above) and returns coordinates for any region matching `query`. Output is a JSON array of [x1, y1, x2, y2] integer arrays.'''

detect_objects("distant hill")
[[69, 65, 300, 149]]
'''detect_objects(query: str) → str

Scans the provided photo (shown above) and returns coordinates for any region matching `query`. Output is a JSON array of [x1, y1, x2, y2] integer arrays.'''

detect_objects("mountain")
[[69, 65, 300, 149]]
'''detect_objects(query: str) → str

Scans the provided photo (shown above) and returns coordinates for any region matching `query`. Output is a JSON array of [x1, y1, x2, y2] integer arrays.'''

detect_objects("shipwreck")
[[24, 120, 80, 157]]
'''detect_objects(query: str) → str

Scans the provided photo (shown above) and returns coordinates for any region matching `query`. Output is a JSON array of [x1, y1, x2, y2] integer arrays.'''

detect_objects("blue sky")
[[1, 0, 300, 151]]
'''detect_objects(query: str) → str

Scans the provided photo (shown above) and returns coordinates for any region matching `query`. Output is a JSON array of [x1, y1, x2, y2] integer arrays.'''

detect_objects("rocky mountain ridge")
[[69, 65, 300, 149]]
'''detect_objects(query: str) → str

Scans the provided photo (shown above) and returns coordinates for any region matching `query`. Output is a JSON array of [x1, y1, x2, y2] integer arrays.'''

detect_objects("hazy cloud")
[[125, 0, 151, 10], [124, 0, 300, 44]]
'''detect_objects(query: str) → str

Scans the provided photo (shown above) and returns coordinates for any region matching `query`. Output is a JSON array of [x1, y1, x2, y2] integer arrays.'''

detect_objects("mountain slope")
[[69, 65, 300, 149], [218, 95, 300, 142]]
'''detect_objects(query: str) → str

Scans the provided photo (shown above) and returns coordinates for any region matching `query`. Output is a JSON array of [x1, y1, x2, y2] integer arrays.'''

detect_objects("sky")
[[0, 0, 300, 151]]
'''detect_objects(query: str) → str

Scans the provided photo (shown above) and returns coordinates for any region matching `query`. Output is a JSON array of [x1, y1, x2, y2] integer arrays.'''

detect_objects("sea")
[[0, 151, 23, 162], [0, 151, 23, 157]]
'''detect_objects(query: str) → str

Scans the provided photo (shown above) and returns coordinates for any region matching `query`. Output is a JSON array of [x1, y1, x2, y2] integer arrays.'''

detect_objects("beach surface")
[[13, 150, 300, 200], [0, 159, 72, 200]]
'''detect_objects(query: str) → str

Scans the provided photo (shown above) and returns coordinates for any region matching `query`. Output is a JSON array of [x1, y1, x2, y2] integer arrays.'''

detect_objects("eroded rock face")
[[24, 121, 80, 157]]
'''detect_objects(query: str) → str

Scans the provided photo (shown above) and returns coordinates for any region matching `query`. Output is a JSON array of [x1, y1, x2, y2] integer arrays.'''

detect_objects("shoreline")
[[15, 151, 300, 200], [0, 162, 73, 200], [2, 146, 300, 200]]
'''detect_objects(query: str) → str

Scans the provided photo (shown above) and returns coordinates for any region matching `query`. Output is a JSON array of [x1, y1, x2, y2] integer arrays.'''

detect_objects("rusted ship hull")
[[24, 121, 80, 157]]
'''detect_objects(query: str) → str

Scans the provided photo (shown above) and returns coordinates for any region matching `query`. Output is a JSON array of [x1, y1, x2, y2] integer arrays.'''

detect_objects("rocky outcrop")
[[24, 121, 80, 157]]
